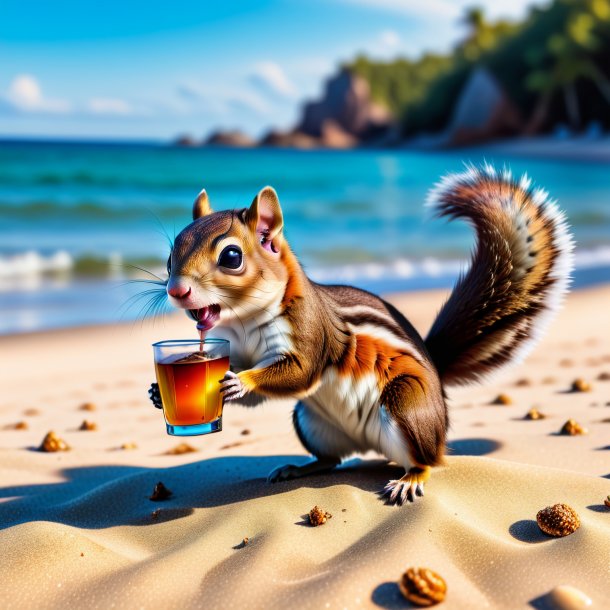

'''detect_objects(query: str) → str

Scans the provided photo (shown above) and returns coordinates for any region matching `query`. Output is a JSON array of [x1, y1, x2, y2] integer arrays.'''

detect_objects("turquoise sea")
[[1, 140, 609, 334]]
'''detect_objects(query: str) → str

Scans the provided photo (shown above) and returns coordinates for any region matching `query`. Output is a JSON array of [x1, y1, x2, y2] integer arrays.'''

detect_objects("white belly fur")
[[304, 367, 411, 467]]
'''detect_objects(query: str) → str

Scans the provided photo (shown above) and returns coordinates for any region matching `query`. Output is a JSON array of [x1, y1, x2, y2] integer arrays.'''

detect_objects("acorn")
[[524, 408, 546, 420], [79, 402, 96, 411], [536, 503, 580, 537], [308, 505, 332, 526], [79, 420, 97, 431], [491, 393, 512, 405], [398, 567, 447, 607], [559, 419, 587, 435], [597, 371, 610, 381]]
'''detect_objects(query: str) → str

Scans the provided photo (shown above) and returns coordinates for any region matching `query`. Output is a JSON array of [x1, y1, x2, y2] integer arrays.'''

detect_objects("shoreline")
[[2, 264, 610, 337]]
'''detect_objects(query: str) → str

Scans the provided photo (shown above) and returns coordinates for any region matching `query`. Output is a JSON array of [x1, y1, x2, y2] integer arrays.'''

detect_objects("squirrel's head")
[[166, 186, 289, 330]]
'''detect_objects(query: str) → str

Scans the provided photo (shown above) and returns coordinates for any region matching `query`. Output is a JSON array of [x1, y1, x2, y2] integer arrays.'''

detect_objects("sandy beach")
[[1, 285, 609, 609]]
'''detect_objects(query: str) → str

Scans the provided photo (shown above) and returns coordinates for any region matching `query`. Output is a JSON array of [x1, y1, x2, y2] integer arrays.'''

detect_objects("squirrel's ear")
[[246, 186, 283, 253], [193, 189, 213, 220]]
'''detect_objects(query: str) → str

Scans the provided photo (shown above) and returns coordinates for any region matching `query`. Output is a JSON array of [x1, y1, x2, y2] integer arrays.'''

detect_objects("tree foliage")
[[345, 0, 610, 136]]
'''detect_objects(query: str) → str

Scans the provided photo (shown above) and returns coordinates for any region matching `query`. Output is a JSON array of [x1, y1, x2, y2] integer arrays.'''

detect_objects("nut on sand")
[[492, 393, 512, 405], [164, 442, 197, 455], [149, 482, 173, 501], [536, 503, 580, 537], [570, 378, 591, 392], [398, 567, 447, 607], [79, 402, 96, 411], [79, 420, 97, 431], [559, 419, 587, 435], [604, 495, 610, 509], [308, 505, 332, 526], [39, 431, 70, 452], [524, 408, 546, 420]]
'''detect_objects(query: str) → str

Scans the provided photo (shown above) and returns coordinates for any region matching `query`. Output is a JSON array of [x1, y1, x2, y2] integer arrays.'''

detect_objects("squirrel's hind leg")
[[378, 372, 447, 505], [267, 401, 355, 483]]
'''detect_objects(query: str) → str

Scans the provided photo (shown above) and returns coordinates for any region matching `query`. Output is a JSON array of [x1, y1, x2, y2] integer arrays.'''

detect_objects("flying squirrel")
[[148, 164, 573, 505]]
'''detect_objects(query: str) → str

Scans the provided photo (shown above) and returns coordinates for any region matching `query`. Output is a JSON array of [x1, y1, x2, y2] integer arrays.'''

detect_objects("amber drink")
[[152, 339, 229, 435]]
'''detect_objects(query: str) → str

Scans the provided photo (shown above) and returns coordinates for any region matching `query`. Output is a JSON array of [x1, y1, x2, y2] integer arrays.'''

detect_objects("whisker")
[[122, 263, 167, 283]]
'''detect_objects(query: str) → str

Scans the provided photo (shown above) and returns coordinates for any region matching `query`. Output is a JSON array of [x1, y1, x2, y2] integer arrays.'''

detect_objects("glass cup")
[[152, 339, 230, 436]]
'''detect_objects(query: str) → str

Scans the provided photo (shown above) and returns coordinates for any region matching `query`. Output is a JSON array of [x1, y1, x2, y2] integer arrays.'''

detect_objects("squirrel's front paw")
[[219, 371, 248, 401], [148, 383, 163, 409]]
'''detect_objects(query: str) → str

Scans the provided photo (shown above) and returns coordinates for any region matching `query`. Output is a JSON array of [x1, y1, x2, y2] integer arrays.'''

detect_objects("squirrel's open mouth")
[[189, 304, 221, 331]]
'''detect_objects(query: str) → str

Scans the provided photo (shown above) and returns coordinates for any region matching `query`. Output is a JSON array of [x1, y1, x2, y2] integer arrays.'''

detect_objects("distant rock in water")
[[204, 130, 255, 147], [260, 68, 394, 149], [174, 134, 199, 147], [296, 69, 393, 144], [446, 67, 522, 146], [259, 129, 319, 149]]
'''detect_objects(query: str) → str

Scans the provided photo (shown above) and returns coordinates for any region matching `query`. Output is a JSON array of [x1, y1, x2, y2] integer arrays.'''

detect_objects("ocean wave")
[[3, 247, 610, 282], [0, 251, 165, 280]]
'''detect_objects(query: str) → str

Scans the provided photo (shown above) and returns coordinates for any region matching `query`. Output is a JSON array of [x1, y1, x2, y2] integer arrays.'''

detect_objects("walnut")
[[39, 431, 70, 452], [308, 505, 332, 526], [536, 503, 580, 537], [570, 378, 591, 392], [398, 567, 447, 607], [163, 443, 197, 455], [79, 420, 97, 431], [491, 393, 512, 405], [524, 408, 546, 420], [559, 419, 587, 435], [149, 482, 172, 501], [79, 402, 96, 411]]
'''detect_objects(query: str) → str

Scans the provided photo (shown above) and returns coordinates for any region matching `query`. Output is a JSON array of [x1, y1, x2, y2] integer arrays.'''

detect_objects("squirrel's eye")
[[166, 255, 172, 275], [218, 245, 243, 271]]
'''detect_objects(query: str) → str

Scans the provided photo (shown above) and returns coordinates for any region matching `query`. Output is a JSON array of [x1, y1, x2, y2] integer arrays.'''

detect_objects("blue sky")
[[0, 0, 547, 140]]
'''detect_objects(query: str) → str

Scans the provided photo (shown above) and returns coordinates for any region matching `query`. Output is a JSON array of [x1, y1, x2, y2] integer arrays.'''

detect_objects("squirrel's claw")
[[219, 371, 247, 401], [381, 467, 429, 505], [148, 382, 163, 409]]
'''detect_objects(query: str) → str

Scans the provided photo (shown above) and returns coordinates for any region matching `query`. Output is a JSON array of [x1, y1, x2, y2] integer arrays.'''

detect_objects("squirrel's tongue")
[[195, 304, 220, 331]]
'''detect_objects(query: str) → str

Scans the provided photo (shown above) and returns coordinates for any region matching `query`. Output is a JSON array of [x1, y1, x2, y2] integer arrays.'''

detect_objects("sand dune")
[[1, 286, 609, 609]]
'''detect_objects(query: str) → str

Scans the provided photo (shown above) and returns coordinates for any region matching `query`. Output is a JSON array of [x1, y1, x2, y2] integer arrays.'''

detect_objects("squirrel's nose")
[[167, 283, 192, 300]]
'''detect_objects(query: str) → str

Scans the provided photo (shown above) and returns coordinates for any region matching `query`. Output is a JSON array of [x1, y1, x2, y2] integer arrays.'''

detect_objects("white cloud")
[[6, 74, 71, 113], [249, 61, 297, 99], [378, 30, 401, 52], [87, 97, 132, 115]]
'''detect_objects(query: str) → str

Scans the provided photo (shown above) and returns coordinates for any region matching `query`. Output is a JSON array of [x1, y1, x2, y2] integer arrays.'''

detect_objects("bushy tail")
[[425, 164, 573, 387]]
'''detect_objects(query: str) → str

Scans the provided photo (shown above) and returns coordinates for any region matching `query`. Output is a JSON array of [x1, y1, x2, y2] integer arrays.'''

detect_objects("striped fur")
[[425, 164, 573, 386], [163, 172, 571, 504]]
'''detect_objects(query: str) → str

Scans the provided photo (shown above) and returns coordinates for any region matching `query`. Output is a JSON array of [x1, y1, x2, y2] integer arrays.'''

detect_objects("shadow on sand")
[[0, 436, 501, 532]]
